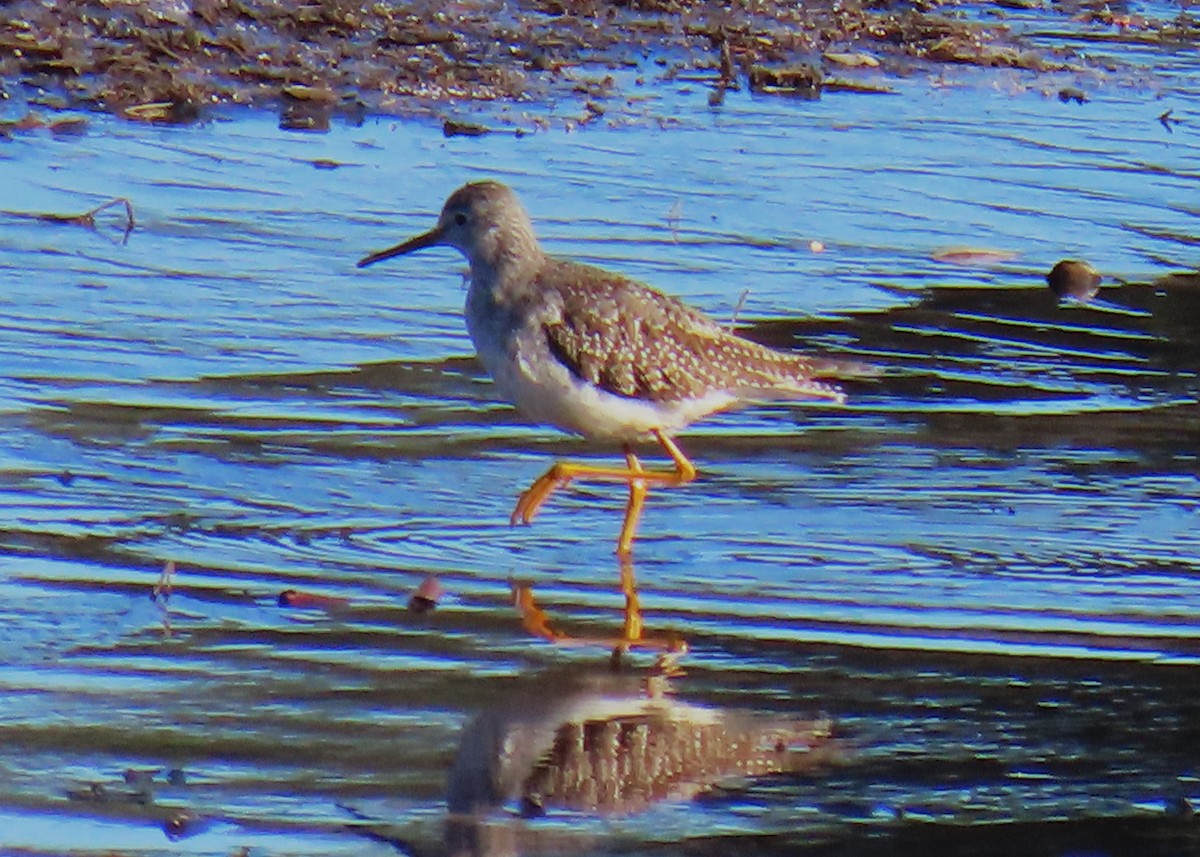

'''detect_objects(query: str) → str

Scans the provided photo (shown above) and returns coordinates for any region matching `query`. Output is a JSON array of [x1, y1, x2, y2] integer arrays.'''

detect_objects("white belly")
[[468, 308, 734, 443]]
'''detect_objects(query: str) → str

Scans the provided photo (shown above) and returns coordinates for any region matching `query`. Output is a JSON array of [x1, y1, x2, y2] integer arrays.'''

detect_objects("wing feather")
[[536, 259, 843, 404]]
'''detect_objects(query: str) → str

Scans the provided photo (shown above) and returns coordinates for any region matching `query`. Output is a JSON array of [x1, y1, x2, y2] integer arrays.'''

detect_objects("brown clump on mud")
[[0, 0, 1161, 127]]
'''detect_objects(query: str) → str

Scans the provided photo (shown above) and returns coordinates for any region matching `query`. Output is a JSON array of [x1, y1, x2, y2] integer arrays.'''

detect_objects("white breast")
[[466, 294, 734, 443]]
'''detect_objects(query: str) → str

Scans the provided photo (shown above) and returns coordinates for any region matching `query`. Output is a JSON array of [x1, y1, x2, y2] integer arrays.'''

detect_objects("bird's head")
[[357, 180, 538, 274]]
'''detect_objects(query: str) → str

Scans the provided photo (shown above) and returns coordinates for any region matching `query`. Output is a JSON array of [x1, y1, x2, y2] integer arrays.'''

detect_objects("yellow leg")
[[617, 446, 649, 560], [510, 429, 698, 557], [618, 553, 642, 642]]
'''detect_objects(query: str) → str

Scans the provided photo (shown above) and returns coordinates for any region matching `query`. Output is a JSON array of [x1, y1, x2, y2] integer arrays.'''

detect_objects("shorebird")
[[358, 181, 851, 559]]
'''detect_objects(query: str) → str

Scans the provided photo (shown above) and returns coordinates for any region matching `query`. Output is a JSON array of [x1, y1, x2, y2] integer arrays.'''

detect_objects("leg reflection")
[[509, 555, 686, 665]]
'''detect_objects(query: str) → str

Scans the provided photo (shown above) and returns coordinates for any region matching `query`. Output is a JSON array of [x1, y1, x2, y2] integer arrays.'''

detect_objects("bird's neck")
[[467, 229, 545, 306]]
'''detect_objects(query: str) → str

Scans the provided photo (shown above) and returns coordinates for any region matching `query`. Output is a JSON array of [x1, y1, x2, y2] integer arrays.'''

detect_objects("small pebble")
[[1047, 259, 1101, 300]]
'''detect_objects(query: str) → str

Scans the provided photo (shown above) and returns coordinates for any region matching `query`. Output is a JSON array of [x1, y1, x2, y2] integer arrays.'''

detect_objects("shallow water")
[[1, 10, 1199, 856]]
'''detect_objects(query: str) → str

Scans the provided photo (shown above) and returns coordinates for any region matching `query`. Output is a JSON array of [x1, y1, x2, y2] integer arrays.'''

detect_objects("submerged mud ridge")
[[0, 0, 1180, 128]]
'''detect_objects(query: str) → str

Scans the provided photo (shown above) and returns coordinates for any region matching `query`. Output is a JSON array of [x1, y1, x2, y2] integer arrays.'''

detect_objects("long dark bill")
[[357, 226, 443, 268]]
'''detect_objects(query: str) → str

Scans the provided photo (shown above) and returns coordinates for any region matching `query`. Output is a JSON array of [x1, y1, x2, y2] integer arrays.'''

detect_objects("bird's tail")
[[773, 353, 880, 404], [779, 376, 847, 404]]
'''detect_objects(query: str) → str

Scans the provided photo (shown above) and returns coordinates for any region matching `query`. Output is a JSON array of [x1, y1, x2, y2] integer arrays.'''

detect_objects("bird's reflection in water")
[[444, 663, 838, 857]]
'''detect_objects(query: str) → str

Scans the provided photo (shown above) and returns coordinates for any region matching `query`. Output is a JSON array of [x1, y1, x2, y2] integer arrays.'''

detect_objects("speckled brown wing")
[[536, 258, 843, 404]]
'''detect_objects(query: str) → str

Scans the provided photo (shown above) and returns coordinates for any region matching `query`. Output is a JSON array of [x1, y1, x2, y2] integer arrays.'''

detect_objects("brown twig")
[[153, 559, 175, 639], [15, 197, 136, 244]]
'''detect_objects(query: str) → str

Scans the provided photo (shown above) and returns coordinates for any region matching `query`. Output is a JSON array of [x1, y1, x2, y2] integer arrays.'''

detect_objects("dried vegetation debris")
[[0, 0, 1187, 125], [3, 1, 544, 110]]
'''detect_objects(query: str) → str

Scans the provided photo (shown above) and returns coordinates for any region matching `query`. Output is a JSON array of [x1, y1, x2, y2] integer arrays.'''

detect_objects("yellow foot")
[[510, 462, 576, 527]]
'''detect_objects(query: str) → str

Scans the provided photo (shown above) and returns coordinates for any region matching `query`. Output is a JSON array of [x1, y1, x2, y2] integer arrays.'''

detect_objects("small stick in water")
[[18, 197, 135, 243], [152, 560, 174, 638], [728, 288, 751, 330]]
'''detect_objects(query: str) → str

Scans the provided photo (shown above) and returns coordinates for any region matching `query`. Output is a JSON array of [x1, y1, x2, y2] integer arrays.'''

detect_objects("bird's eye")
[[454, 212, 468, 226]]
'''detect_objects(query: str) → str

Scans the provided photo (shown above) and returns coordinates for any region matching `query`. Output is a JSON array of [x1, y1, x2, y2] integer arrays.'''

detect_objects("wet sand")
[[0, 0, 1178, 127]]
